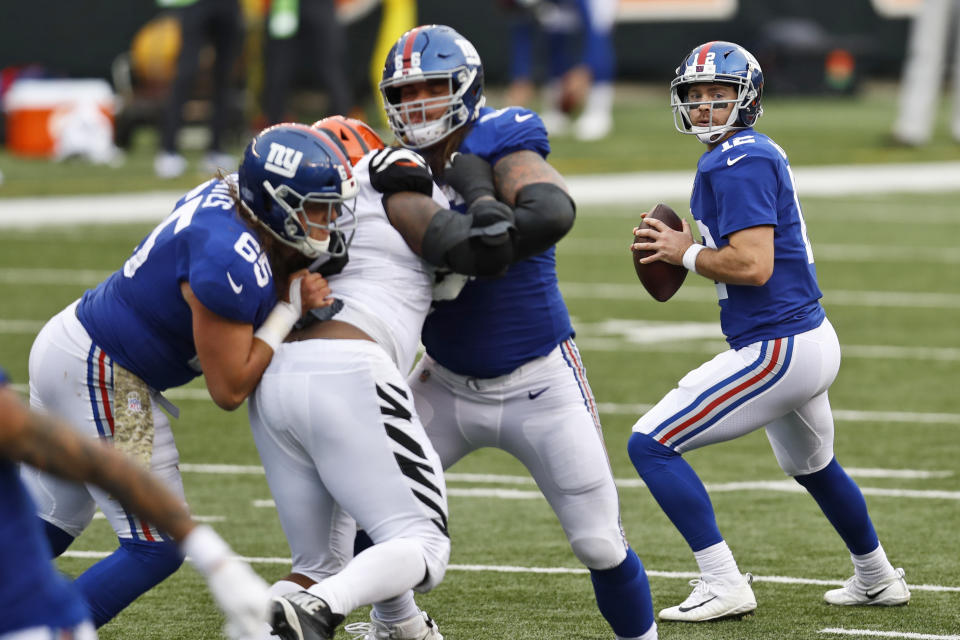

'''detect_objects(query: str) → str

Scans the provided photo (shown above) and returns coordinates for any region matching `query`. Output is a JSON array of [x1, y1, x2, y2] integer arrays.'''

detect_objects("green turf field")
[[2, 188, 958, 639], [1, 84, 959, 639]]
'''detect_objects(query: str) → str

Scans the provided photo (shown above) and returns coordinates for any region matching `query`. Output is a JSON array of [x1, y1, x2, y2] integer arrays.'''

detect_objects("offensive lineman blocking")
[[358, 24, 658, 640]]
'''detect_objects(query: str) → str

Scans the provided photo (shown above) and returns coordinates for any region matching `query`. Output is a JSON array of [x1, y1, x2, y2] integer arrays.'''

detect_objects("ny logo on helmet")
[[265, 143, 303, 178]]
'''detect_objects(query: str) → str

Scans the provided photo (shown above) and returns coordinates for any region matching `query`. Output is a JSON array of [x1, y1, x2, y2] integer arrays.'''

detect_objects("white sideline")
[[2, 162, 960, 228], [58, 550, 960, 594], [820, 628, 960, 640]]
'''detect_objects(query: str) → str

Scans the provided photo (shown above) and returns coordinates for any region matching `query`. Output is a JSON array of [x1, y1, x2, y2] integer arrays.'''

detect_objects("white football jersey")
[[329, 153, 445, 374]]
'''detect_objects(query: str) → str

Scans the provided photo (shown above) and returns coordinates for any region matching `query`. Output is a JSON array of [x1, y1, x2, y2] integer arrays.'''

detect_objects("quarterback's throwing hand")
[[369, 147, 434, 197]]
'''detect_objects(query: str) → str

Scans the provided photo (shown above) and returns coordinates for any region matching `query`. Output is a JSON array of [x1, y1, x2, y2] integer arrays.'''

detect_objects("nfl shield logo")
[[127, 392, 142, 414]]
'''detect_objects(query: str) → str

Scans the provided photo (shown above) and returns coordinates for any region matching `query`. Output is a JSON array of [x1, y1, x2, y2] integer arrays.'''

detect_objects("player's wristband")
[[182, 524, 230, 576], [253, 300, 299, 352], [682, 243, 706, 274]]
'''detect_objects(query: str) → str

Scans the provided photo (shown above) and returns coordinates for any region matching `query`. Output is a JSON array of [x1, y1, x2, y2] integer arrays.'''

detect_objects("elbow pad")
[[513, 182, 576, 260], [421, 200, 516, 277]]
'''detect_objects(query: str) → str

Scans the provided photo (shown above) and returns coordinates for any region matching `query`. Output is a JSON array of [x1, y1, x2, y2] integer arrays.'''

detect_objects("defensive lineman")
[[255, 119, 516, 640]]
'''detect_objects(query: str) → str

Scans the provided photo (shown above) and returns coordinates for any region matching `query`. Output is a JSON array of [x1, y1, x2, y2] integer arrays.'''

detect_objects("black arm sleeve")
[[512, 182, 576, 261], [421, 202, 516, 277]]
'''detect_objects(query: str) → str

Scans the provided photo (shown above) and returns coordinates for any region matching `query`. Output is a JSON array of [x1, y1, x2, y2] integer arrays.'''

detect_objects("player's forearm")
[[691, 245, 772, 286], [383, 191, 445, 256], [203, 340, 274, 411]]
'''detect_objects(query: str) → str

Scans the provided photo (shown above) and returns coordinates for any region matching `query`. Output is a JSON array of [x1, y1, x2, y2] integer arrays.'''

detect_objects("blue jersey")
[[690, 129, 824, 348], [421, 106, 574, 378], [77, 178, 279, 390], [0, 371, 90, 634]]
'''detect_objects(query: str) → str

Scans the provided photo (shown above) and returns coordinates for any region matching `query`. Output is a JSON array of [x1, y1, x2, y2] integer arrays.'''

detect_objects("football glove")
[[182, 525, 270, 640], [444, 152, 496, 205], [369, 146, 434, 197]]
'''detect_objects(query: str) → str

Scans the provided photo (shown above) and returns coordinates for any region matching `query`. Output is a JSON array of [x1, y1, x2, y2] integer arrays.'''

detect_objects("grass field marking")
[[251, 482, 960, 503], [819, 628, 960, 640], [574, 337, 960, 363], [91, 512, 224, 523], [7, 384, 959, 425], [57, 550, 960, 594], [559, 282, 960, 309], [178, 466, 951, 482], [561, 241, 960, 264], [0, 267, 111, 285], [6, 267, 960, 310], [562, 162, 960, 205], [4, 162, 957, 228]]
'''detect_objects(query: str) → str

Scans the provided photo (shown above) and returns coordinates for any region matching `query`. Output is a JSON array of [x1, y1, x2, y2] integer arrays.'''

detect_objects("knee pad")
[[570, 534, 627, 571], [627, 432, 677, 477]]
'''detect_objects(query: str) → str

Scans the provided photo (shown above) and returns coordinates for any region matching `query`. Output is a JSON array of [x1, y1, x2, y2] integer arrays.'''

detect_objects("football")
[[632, 203, 688, 302]]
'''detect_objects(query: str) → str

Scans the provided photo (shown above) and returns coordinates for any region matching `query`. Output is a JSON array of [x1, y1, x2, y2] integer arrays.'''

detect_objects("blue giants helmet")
[[671, 41, 764, 144], [379, 25, 486, 149], [238, 123, 359, 258]]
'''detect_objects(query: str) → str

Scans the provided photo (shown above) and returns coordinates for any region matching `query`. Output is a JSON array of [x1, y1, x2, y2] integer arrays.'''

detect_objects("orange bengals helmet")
[[311, 115, 385, 166]]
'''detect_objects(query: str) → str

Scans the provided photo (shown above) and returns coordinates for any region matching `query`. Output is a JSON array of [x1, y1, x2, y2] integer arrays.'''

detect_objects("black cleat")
[[269, 591, 345, 640]]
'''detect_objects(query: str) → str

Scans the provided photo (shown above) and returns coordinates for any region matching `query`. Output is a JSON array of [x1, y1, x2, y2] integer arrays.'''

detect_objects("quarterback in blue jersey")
[[627, 41, 910, 622], [0, 368, 270, 640], [358, 24, 658, 640], [20, 123, 353, 628]]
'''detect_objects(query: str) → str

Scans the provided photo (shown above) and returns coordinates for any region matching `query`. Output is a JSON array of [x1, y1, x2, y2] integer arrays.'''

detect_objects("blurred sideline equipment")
[[2, 79, 119, 164], [892, 0, 960, 145]]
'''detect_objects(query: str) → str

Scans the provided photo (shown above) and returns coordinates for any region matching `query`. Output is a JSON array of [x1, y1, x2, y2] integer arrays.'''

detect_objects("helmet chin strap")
[[305, 235, 331, 254]]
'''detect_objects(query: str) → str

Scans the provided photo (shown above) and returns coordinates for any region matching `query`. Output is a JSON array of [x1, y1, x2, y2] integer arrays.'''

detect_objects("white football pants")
[[22, 301, 183, 541], [633, 318, 842, 477], [410, 338, 629, 570], [249, 339, 450, 597]]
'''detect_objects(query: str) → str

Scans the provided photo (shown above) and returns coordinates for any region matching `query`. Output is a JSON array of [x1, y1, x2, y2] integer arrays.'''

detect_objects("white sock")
[[617, 621, 657, 640], [694, 541, 743, 587], [371, 591, 421, 624], [851, 543, 896, 584], [307, 538, 427, 617]]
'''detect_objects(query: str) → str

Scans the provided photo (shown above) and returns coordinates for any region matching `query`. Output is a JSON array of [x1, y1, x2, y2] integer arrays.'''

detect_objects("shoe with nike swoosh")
[[823, 567, 910, 606], [659, 573, 756, 622]]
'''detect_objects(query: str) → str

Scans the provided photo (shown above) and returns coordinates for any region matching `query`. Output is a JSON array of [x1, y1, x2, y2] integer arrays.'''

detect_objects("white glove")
[[183, 525, 270, 640]]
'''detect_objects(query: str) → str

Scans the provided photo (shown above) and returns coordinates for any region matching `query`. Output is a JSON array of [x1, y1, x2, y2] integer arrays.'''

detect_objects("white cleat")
[[573, 110, 613, 141], [344, 611, 443, 640], [659, 573, 756, 622], [824, 567, 911, 606]]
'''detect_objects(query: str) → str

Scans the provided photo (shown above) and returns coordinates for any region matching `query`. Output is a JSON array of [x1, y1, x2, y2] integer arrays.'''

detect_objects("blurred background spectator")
[[501, 0, 617, 140], [261, 0, 356, 126], [154, 0, 244, 179], [891, 0, 960, 146]]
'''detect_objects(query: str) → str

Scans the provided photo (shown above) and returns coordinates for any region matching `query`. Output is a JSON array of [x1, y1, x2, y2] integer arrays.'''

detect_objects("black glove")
[[369, 146, 433, 197], [444, 152, 496, 205], [467, 197, 516, 247]]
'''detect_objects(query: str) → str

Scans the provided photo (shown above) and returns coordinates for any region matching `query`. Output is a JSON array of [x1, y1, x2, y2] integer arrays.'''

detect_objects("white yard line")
[[820, 628, 960, 640], [181, 465, 950, 481], [2, 162, 959, 229], [58, 550, 960, 594], [7, 382, 959, 425], [559, 281, 960, 309]]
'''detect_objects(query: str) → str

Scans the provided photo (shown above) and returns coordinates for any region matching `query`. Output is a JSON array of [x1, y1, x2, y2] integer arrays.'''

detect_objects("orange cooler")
[[3, 79, 115, 157]]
